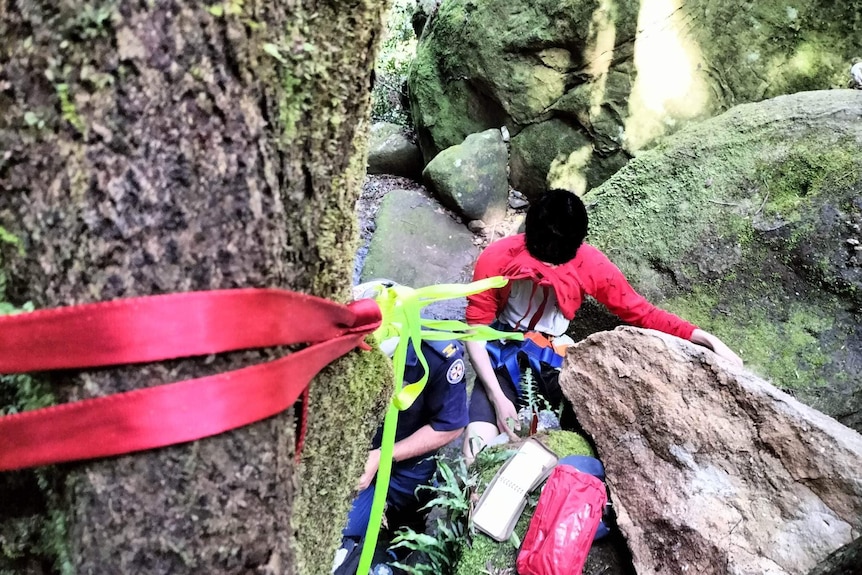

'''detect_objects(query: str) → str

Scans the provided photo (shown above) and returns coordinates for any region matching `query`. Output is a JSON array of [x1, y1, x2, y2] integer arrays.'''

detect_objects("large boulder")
[[422, 129, 509, 224], [510, 119, 630, 198], [409, 0, 862, 194], [560, 327, 862, 574], [366, 122, 423, 179], [580, 90, 862, 431], [360, 187, 478, 318]]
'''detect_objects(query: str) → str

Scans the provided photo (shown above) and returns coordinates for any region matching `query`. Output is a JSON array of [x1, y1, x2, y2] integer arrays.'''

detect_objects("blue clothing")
[[369, 339, 469, 472], [343, 459, 435, 538], [345, 339, 468, 537]]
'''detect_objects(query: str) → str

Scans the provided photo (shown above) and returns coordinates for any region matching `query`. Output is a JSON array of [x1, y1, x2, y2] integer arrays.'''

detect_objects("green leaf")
[[0, 226, 21, 249], [262, 42, 286, 63], [24, 111, 39, 126], [207, 5, 224, 16], [226, 0, 244, 15]]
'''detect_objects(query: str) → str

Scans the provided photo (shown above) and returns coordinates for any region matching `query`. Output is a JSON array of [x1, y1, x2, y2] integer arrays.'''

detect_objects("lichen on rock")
[[582, 89, 862, 432]]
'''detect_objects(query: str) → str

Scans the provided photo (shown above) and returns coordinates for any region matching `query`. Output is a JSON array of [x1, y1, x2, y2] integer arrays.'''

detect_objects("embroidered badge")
[[446, 358, 465, 384], [442, 343, 457, 358]]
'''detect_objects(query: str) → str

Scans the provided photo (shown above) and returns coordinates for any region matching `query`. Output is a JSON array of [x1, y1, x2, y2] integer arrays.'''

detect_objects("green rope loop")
[[356, 276, 523, 575]]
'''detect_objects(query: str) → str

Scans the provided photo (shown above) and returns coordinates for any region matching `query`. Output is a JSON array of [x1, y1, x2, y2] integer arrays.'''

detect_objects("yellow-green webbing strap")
[[356, 277, 523, 575]]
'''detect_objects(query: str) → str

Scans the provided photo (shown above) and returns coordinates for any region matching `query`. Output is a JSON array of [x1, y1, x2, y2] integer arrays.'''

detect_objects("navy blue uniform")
[[343, 339, 468, 538]]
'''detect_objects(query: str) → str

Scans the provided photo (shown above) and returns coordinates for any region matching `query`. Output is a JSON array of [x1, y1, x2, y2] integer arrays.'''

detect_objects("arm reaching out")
[[690, 328, 743, 367], [356, 425, 463, 490]]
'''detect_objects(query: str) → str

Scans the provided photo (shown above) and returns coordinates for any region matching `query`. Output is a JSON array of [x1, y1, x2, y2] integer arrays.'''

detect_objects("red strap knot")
[[344, 298, 382, 335]]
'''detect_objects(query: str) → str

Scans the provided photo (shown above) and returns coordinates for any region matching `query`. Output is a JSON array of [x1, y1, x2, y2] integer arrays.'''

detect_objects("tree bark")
[[0, 1, 389, 573]]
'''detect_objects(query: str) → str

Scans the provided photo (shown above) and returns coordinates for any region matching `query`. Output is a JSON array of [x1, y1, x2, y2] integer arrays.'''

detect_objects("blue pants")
[[343, 459, 434, 538]]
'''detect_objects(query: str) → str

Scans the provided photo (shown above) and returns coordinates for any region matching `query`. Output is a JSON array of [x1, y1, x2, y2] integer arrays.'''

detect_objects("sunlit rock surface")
[[409, 0, 861, 196]]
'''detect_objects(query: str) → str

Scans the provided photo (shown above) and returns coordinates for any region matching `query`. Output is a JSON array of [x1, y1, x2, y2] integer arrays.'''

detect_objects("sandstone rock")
[[422, 129, 509, 225], [366, 122, 423, 179], [581, 90, 862, 432], [559, 327, 862, 575]]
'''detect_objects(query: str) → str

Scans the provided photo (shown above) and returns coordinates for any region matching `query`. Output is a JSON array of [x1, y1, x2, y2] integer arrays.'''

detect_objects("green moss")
[[277, 70, 307, 143], [55, 83, 86, 136], [0, 227, 23, 257], [754, 144, 859, 220], [686, 1, 861, 101], [206, 0, 244, 18], [586, 100, 862, 276], [454, 526, 523, 575], [292, 349, 393, 574], [411, 0, 861, 195], [581, 91, 862, 419], [0, 299, 71, 575], [267, 31, 317, 145], [664, 286, 835, 390], [0, 490, 72, 575], [63, 1, 116, 39], [511, 119, 592, 198], [408, 47, 491, 156], [312, 121, 368, 295], [282, 2, 392, 570], [542, 430, 595, 458]]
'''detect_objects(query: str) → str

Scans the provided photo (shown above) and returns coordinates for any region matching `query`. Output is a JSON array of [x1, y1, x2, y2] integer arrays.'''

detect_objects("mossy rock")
[[367, 122, 423, 179], [510, 119, 591, 199], [582, 89, 862, 432], [409, 0, 862, 192], [422, 129, 509, 223], [510, 118, 631, 199], [361, 187, 479, 289]]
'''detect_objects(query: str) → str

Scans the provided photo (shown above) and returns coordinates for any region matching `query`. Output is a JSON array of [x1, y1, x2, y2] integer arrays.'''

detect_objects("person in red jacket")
[[462, 189, 742, 461]]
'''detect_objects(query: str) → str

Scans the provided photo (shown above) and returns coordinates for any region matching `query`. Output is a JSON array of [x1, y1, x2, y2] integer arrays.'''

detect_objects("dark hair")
[[524, 189, 588, 264]]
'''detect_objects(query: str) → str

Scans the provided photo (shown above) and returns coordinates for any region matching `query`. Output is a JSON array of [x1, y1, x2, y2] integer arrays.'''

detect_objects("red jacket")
[[465, 234, 697, 340]]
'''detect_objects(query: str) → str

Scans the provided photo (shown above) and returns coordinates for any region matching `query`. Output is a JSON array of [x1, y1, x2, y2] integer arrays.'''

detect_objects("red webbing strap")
[[0, 290, 382, 471], [0, 288, 370, 373], [296, 387, 311, 463]]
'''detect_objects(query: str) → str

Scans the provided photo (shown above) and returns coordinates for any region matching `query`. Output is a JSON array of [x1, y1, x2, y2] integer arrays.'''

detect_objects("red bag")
[[517, 465, 608, 575]]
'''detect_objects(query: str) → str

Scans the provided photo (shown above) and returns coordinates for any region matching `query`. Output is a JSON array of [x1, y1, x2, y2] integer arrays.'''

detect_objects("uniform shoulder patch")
[[441, 343, 458, 358], [446, 358, 465, 384]]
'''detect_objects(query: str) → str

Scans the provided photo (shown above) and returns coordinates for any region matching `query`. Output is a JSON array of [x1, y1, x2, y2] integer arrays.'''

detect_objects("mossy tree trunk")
[[0, 1, 390, 573]]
